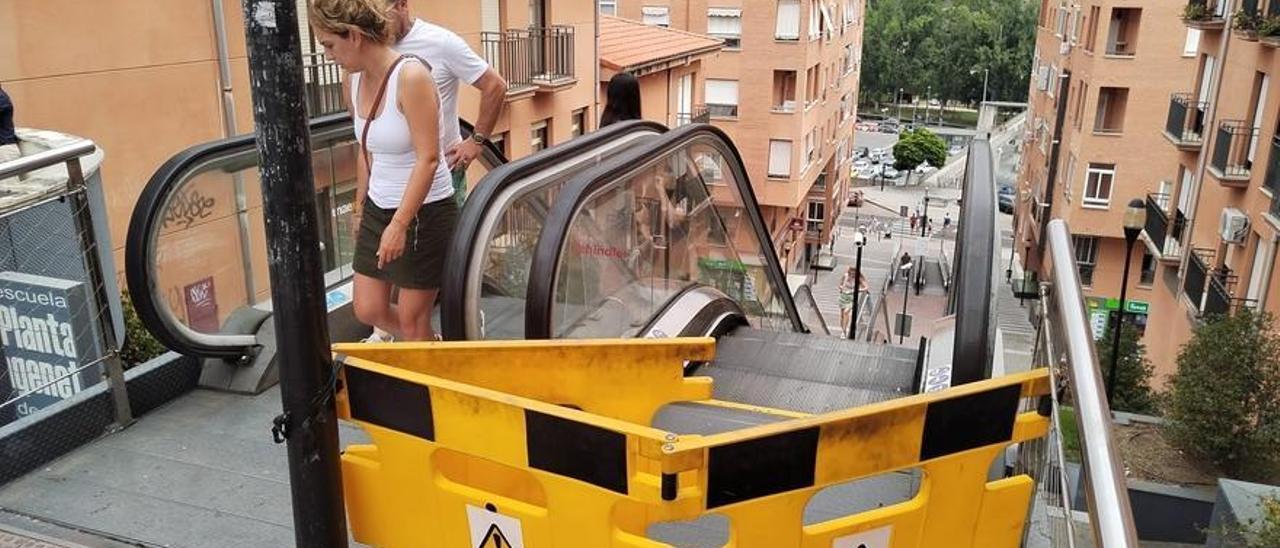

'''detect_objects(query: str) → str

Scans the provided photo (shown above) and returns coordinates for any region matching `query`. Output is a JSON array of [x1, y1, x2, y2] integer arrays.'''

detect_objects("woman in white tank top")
[[310, 0, 459, 341]]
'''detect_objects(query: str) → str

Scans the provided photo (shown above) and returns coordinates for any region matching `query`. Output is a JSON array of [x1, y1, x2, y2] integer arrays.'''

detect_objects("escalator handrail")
[[126, 114, 502, 359], [792, 284, 831, 335], [439, 120, 667, 340], [524, 123, 805, 339], [126, 113, 352, 359], [948, 135, 999, 385]]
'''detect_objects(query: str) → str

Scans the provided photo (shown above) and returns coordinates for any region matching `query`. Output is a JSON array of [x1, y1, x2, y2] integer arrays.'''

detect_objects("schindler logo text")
[[0, 272, 102, 423]]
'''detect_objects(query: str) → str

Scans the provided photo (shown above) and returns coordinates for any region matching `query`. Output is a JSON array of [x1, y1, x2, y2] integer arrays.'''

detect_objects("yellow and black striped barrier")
[[332, 338, 1051, 547]]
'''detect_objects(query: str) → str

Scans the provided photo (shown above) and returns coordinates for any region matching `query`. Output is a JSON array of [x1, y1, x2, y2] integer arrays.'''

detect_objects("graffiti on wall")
[[163, 189, 218, 230]]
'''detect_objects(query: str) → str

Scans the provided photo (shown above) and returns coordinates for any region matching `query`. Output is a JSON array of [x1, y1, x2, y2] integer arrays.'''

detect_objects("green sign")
[[697, 258, 746, 272], [1085, 296, 1149, 315]]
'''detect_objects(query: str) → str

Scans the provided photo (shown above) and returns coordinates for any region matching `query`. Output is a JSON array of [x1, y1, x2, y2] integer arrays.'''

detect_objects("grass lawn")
[[1058, 406, 1081, 462]]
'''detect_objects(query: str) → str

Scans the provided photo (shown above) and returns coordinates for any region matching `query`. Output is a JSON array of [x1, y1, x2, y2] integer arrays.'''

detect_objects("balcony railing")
[[1204, 271, 1235, 317], [302, 53, 345, 117], [1266, 134, 1280, 196], [674, 105, 711, 126], [1183, 0, 1227, 30], [706, 103, 739, 118], [1144, 194, 1169, 254], [1164, 93, 1208, 149], [1210, 120, 1258, 182], [481, 25, 576, 95], [1184, 250, 1211, 311]]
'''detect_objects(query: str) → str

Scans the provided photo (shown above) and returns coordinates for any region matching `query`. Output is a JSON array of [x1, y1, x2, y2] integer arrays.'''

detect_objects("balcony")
[[481, 25, 576, 98], [1182, 0, 1226, 30], [1204, 272, 1233, 317], [1143, 194, 1169, 255], [302, 53, 344, 117], [1163, 93, 1208, 150], [675, 105, 710, 126], [1183, 250, 1210, 311], [1208, 120, 1258, 184]]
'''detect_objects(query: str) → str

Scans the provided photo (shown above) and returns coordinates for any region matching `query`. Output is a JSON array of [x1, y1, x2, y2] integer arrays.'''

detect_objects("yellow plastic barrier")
[[332, 338, 1051, 547]]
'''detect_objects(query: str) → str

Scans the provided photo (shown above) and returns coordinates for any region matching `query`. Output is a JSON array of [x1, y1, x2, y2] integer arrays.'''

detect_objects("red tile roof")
[[598, 16, 723, 73]]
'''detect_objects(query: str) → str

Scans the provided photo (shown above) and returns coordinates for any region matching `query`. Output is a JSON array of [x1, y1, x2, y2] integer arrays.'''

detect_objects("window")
[[1074, 81, 1089, 130], [806, 201, 825, 232], [1083, 163, 1115, 206], [1093, 87, 1128, 133], [843, 44, 855, 74], [805, 64, 820, 106], [1248, 72, 1269, 164], [809, 0, 821, 40], [531, 119, 549, 153], [705, 79, 739, 118], [599, 0, 617, 16], [708, 8, 742, 49], [772, 70, 798, 112], [768, 139, 793, 178], [1073, 235, 1100, 286], [571, 108, 587, 138], [1106, 8, 1141, 56], [1063, 153, 1076, 203], [844, 0, 856, 25], [776, 0, 801, 40], [1085, 6, 1101, 52], [1140, 250, 1157, 285], [1047, 65, 1058, 98], [804, 129, 816, 165], [642, 6, 670, 27], [1183, 28, 1201, 57]]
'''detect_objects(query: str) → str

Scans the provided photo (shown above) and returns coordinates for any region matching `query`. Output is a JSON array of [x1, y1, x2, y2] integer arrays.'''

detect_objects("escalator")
[[522, 123, 922, 417]]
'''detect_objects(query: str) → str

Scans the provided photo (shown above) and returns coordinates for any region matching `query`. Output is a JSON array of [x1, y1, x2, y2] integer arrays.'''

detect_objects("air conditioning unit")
[[1059, 40, 1071, 55], [1220, 208, 1250, 244]]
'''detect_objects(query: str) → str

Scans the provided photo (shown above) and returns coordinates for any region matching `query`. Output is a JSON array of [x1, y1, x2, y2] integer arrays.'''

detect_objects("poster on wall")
[[184, 277, 219, 333], [0, 271, 104, 425]]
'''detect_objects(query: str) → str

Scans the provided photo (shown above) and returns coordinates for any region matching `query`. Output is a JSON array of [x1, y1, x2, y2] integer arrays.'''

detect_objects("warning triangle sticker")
[[477, 523, 512, 548]]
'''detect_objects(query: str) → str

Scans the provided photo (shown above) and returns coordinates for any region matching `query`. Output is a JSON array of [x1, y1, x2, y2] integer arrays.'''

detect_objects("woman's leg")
[[396, 288, 440, 341], [840, 307, 851, 332], [353, 273, 401, 338]]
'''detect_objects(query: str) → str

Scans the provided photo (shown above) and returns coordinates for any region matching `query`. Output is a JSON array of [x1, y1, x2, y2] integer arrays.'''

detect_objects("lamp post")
[[898, 254, 914, 344], [1107, 198, 1148, 407], [897, 88, 904, 121], [921, 190, 930, 238], [970, 67, 990, 104], [848, 231, 866, 340]]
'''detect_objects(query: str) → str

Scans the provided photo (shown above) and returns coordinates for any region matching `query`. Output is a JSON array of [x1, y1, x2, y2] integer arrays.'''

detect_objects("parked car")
[[854, 147, 869, 159], [853, 159, 871, 172], [882, 166, 901, 179], [914, 162, 937, 174], [949, 145, 965, 156]]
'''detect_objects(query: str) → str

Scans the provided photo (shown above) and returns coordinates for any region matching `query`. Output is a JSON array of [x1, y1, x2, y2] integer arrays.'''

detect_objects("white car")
[[853, 159, 871, 171], [882, 166, 901, 179], [914, 163, 937, 174]]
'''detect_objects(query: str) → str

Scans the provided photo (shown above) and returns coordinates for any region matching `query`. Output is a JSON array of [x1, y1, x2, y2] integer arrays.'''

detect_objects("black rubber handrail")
[[524, 123, 805, 339], [439, 120, 666, 340], [127, 115, 502, 359], [948, 135, 999, 385]]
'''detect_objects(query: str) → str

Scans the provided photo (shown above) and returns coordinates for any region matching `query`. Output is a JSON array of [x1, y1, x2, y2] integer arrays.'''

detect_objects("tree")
[[893, 128, 947, 184], [1095, 322, 1156, 414], [1166, 311, 1280, 481]]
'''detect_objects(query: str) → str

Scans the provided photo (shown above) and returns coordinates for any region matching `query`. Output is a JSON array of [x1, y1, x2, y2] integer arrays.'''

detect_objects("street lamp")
[[848, 231, 866, 340], [898, 254, 914, 344], [1107, 198, 1147, 406], [970, 67, 990, 104], [897, 88, 905, 121], [921, 190, 930, 237]]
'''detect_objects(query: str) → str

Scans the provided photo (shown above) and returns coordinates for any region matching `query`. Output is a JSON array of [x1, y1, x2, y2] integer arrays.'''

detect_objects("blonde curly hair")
[[308, 0, 393, 44]]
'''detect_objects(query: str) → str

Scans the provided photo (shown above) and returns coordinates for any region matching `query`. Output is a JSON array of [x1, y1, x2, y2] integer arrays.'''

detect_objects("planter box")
[[1235, 29, 1260, 41]]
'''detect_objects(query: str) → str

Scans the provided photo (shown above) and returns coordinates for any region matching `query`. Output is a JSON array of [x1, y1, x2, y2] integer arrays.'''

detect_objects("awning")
[[708, 7, 742, 17]]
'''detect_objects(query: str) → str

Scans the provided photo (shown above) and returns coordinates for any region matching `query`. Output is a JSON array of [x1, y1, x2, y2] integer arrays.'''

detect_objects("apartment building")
[[0, 0, 599, 327], [1015, 0, 1198, 381], [1127, 1, 1280, 378], [597, 16, 723, 127], [608, 0, 865, 272]]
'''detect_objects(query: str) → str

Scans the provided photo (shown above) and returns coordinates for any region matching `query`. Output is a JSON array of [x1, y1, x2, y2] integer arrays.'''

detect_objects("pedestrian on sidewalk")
[[838, 266, 868, 334], [315, 0, 459, 341], [385, 0, 510, 207], [943, 212, 952, 229], [909, 213, 918, 231]]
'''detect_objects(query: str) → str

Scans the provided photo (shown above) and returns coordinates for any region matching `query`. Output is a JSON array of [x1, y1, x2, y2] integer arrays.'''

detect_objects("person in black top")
[[0, 84, 19, 181], [599, 73, 641, 127]]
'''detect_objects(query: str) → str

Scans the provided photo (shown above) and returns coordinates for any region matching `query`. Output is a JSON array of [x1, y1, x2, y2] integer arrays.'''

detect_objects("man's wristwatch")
[[471, 132, 488, 145]]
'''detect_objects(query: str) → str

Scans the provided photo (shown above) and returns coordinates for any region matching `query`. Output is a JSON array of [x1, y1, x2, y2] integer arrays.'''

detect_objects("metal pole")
[[921, 193, 929, 238], [240, 2, 347, 546], [899, 259, 912, 344], [848, 242, 864, 340], [982, 69, 989, 103], [1108, 234, 1137, 406]]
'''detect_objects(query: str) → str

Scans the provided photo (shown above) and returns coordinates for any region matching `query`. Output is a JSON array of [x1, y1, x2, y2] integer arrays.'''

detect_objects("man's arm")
[[446, 69, 507, 169]]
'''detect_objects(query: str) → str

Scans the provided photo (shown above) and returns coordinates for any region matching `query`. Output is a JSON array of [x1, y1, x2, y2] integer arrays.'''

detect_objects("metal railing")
[[1184, 249, 1211, 311], [0, 140, 132, 430], [530, 25, 575, 85], [1144, 194, 1169, 256], [1164, 93, 1207, 146], [1211, 120, 1258, 180], [1205, 271, 1234, 317], [1019, 219, 1139, 547], [1265, 134, 1280, 195], [674, 105, 711, 126], [302, 52, 345, 117], [482, 30, 535, 92]]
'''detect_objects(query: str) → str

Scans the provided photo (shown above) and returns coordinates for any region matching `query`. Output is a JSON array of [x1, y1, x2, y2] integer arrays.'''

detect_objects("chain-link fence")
[[0, 140, 128, 430]]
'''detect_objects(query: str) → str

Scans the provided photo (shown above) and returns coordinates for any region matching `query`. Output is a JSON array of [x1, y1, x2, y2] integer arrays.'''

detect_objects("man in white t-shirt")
[[385, 0, 508, 205]]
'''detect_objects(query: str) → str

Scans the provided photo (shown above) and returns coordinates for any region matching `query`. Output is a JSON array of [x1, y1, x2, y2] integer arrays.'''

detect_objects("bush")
[[119, 291, 167, 368], [1166, 311, 1280, 481], [1095, 322, 1157, 414], [1182, 3, 1211, 22]]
